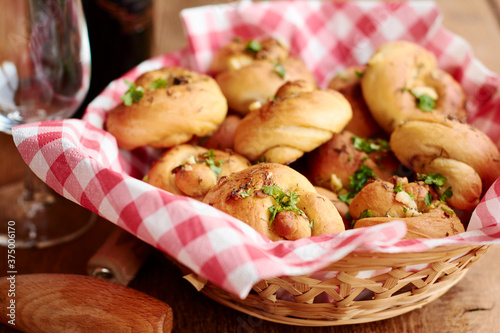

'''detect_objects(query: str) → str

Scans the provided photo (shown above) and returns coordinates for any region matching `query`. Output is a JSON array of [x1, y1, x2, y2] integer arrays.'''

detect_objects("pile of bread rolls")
[[105, 38, 500, 241]]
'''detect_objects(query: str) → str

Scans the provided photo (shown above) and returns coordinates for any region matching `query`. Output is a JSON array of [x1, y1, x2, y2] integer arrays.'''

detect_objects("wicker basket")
[[181, 244, 490, 326]]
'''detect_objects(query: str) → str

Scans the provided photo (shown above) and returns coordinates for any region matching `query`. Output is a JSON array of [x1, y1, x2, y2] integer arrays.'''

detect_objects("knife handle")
[[87, 227, 152, 285]]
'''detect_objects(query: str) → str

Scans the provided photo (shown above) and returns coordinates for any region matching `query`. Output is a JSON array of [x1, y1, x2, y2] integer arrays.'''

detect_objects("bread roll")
[[328, 66, 385, 138], [351, 177, 465, 239], [390, 114, 500, 210], [146, 144, 251, 201], [211, 37, 317, 115], [361, 41, 466, 133], [203, 163, 345, 241], [308, 130, 398, 192], [234, 80, 352, 164], [106, 67, 228, 150]]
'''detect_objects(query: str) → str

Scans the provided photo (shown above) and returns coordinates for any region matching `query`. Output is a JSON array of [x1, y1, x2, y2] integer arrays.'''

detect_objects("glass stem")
[[20, 164, 54, 219]]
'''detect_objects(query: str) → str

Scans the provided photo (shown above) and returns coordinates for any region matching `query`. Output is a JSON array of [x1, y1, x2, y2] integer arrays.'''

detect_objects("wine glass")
[[0, 0, 95, 248]]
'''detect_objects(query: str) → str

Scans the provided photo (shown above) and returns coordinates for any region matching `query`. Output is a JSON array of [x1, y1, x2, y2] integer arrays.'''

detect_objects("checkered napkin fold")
[[11, 1, 500, 298]]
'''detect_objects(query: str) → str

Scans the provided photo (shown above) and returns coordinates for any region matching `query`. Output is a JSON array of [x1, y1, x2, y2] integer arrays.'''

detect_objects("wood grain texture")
[[0, 274, 173, 333]]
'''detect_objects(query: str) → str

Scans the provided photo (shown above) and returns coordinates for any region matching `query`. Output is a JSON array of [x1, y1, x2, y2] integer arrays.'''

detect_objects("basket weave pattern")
[[183, 245, 490, 326]]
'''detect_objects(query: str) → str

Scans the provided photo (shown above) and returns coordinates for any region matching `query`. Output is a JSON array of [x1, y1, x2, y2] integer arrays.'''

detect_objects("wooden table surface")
[[2, 0, 500, 332]]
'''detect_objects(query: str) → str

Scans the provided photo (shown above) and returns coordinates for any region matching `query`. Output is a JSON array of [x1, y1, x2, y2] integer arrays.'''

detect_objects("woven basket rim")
[[173, 244, 491, 326]]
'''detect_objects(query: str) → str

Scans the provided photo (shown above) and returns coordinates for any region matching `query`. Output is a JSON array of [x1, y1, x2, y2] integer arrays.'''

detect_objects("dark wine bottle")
[[76, 0, 153, 118]]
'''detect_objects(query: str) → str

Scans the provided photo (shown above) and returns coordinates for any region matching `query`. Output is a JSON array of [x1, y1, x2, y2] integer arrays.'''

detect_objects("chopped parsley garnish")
[[359, 209, 372, 219], [355, 70, 364, 79], [418, 173, 453, 204], [349, 164, 377, 194], [394, 182, 403, 193], [338, 165, 378, 204], [261, 185, 303, 226], [202, 149, 223, 178], [352, 136, 390, 154], [245, 40, 262, 53], [309, 220, 314, 229], [411, 90, 435, 112], [240, 190, 250, 198], [273, 62, 286, 79], [441, 205, 454, 217], [338, 192, 354, 204], [425, 192, 433, 205], [149, 78, 168, 89], [121, 80, 144, 106], [418, 173, 447, 188], [440, 187, 453, 204]]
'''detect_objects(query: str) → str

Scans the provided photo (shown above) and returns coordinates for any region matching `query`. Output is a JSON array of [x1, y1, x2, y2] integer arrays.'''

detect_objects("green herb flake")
[[354, 70, 364, 79], [309, 220, 314, 229], [440, 187, 453, 204], [142, 174, 149, 183], [203, 149, 224, 178], [240, 190, 250, 198], [418, 173, 447, 188], [359, 209, 372, 219], [411, 90, 436, 112], [338, 192, 354, 205], [149, 78, 168, 89], [273, 62, 286, 79], [261, 185, 304, 226], [349, 164, 377, 194], [121, 80, 144, 106], [352, 136, 390, 154], [424, 192, 433, 205], [394, 182, 403, 193], [441, 205, 454, 217], [338, 165, 377, 204], [245, 40, 262, 53]]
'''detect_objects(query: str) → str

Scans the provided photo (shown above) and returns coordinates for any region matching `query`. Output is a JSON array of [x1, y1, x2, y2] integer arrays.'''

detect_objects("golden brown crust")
[[389, 114, 500, 210], [209, 37, 288, 75], [202, 163, 345, 241], [106, 67, 228, 150], [351, 177, 465, 239], [211, 38, 317, 115], [328, 66, 385, 138], [314, 186, 350, 221], [349, 177, 431, 219], [233, 80, 353, 164], [146, 144, 251, 201], [202, 114, 241, 151], [308, 130, 398, 192], [361, 41, 466, 133], [353, 207, 465, 239]]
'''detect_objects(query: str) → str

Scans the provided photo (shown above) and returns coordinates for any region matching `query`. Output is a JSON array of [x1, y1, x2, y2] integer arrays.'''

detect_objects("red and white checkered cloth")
[[11, 1, 500, 299]]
